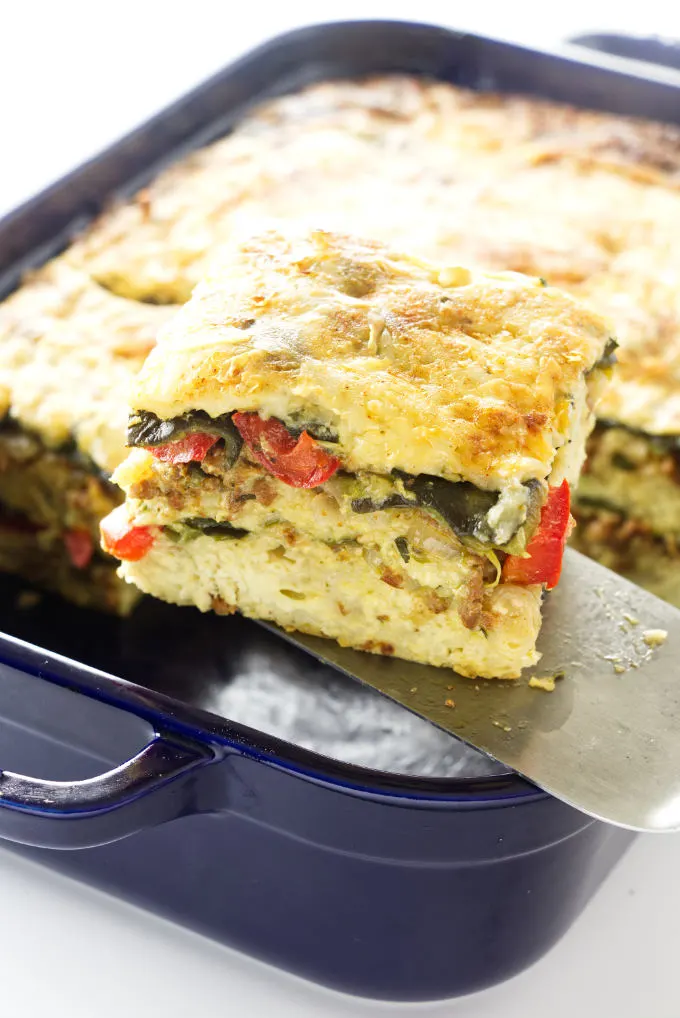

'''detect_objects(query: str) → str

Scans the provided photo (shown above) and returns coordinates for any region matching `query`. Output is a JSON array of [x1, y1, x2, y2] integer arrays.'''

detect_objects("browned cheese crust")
[[66, 76, 680, 451], [131, 229, 611, 489]]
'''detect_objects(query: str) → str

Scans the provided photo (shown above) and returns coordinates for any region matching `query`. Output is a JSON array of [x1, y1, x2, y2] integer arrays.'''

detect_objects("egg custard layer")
[[105, 230, 612, 678]]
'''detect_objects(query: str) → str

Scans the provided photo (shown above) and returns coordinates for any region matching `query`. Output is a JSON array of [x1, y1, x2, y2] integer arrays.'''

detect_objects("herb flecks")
[[395, 536, 410, 562]]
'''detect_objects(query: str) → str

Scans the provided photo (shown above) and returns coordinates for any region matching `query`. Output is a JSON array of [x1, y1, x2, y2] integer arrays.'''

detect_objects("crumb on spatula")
[[642, 629, 668, 648], [529, 675, 556, 692]]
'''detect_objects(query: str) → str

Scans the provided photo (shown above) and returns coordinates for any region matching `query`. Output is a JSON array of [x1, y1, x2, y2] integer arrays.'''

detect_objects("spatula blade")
[[270, 549, 680, 832]]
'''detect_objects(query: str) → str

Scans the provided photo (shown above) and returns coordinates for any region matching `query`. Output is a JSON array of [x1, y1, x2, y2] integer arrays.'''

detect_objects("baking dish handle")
[[0, 730, 220, 850]]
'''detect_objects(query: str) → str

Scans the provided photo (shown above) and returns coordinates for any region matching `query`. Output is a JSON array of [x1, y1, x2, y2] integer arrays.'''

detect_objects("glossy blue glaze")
[[0, 19, 661, 998], [0, 600, 635, 1000], [16, 778, 633, 1001]]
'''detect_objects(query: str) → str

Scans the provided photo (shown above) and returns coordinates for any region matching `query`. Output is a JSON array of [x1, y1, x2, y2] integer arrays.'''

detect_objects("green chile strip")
[[128, 410, 243, 466], [355, 474, 542, 548], [183, 517, 249, 538], [282, 409, 340, 444], [286, 421, 340, 443], [351, 492, 416, 514], [404, 475, 499, 542], [352, 473, 501, 544]]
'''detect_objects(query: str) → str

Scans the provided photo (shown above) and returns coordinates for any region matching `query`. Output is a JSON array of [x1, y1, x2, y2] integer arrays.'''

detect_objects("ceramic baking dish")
[[3, 19, 674, 1001]]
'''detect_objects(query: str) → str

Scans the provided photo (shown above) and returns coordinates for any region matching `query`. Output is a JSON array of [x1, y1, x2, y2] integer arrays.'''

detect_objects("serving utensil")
[[275, 549, 680, 832]]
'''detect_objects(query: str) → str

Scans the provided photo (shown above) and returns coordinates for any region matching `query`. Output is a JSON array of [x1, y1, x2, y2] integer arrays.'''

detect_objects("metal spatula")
[[272, 550, 680, 833]]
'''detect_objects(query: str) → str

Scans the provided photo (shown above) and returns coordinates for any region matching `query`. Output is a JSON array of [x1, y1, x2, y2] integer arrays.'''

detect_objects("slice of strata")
[[104, 229, 612, 677], [0, 258, 175, 611]]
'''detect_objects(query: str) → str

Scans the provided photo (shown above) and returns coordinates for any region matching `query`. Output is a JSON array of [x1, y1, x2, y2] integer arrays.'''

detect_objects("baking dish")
[[1, 19, 670, 1001]]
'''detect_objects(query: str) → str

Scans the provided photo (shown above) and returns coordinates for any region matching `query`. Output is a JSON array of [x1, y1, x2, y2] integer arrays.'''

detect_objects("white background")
[[3, 3, 680, 1016]]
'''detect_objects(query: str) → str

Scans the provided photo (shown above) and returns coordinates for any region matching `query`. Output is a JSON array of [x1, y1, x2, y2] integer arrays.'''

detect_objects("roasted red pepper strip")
[[232, 412, 340, 488], [100, 505, 155, 562], [149, 433, 218, 464], [64, 528, 94, 569], [502, 480, 571, 590]]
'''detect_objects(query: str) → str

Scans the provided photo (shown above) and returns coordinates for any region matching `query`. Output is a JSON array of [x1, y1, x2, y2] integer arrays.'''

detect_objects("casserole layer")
[[571, 503, 680, 608], [0, 259, 175, 610], [570, 422, 680, 606], [575, 423, 680, 538], [0, 425, 131, 610]]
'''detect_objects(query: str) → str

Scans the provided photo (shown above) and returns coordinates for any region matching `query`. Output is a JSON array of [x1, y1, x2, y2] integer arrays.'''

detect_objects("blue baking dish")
[[0, 19, 668, 1001]]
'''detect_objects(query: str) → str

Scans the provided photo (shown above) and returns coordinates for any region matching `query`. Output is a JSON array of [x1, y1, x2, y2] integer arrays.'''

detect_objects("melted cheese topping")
[[68, 75, 680, 439], [130, 229, 609, 489]]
